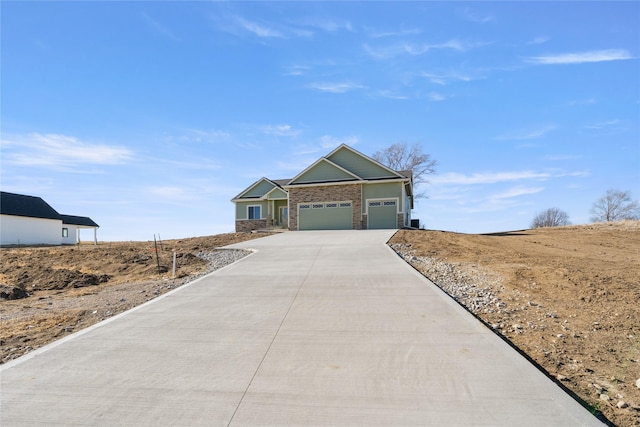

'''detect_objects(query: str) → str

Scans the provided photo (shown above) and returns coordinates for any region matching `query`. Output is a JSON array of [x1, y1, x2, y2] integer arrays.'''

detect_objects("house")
[[0, 191, 99, 246], [232, 144, 414, 232]]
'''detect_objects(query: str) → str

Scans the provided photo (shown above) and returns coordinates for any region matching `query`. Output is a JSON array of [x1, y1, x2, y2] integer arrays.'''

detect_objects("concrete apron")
[[1, 230, 602, 426]]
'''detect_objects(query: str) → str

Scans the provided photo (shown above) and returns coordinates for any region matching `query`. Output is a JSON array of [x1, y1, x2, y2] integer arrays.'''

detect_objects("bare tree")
[[372, 142, 437, 198], [590, 189, 640, 222], [530, 207, 571, 228]]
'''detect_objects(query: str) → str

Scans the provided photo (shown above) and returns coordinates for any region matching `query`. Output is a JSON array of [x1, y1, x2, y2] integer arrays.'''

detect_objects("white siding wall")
[[0, 215, 62, 246], [61, 224, 78, 245]]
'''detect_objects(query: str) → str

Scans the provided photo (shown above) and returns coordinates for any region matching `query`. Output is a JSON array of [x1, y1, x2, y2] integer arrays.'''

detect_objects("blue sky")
[[2, 1, 638, 241]]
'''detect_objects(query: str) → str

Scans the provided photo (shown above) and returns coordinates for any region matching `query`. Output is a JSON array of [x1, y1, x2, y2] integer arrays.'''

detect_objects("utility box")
[[410, 219, 420, 228]]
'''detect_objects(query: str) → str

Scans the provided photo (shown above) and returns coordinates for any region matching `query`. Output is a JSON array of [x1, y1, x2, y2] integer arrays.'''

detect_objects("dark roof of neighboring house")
[[0, 191, 99, 227], [0, 191, 61, 220], [59, 214, 99, 227]]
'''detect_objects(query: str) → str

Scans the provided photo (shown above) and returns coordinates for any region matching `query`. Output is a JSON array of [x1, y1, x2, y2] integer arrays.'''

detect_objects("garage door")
[[298, 201, 352, 230], [368, 200, 397, 229]]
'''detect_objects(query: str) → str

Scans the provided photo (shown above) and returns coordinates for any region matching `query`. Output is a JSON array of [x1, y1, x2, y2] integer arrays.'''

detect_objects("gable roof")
[[285, 144, 409, 187], [232, 177, 291, 201], [287, 157, 362, 185], [0, 191, 61, 220], [326, 144, 406, 180]]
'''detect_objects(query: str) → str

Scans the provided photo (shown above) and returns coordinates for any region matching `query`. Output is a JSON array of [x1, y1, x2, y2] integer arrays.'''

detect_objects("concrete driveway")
[[1, 230, 601, 426]]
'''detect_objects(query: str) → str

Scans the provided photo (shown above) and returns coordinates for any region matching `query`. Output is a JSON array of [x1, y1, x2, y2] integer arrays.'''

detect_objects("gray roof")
[[1, 191, 99, 227]]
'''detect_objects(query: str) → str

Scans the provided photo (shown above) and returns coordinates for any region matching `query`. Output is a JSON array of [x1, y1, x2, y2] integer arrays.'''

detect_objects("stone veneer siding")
[[235, 219, 267, 233], [288, 184, 363, 230]]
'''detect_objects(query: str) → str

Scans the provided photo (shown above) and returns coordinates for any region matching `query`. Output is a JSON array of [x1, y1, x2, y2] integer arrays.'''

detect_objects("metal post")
[[172, 251, 176, 279]]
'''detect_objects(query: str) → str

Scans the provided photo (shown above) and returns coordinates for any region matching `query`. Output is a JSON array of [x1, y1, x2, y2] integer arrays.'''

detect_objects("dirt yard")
[[390, 221, 639, 427], [1, 224, 638, 426]]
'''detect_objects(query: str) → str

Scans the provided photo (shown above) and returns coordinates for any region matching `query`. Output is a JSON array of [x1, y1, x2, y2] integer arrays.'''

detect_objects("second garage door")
[[298, 201, 352, 230], [367, 199, 398, 229]]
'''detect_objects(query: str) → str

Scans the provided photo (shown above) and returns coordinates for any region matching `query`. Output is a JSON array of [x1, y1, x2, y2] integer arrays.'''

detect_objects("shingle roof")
[[0, 191, 61, 220], [60, 214, 99, 227], [1, 191, 99, 227]]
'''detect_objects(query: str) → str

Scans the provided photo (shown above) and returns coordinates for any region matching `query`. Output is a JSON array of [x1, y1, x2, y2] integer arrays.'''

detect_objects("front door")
[[279, 206, 288, 227]]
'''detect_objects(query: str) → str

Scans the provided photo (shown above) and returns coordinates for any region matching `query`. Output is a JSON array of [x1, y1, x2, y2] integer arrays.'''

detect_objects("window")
[[325, 203, 338, 208], [299, 204, 311, 209], [339, 202, 352, 208], [369, 201, 382, 207], [383, 200, 397, 206], [248, 206, 261, 219], [62, 228, 69, 238], [312, 203, 324, 209]]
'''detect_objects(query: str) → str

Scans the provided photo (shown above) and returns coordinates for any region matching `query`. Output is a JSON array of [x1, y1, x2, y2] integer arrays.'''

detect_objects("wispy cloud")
[[459, 8, 495, 24], [262, 124, 301, 137], [427, 92, 447, 102], [525, 49, 633, 65], [142, 13, 180, 41], [307, 81, 366, 93], [319, 135, 358, 149], [421, 71, 477, 85], [490, 186, 543, 200], [1, 133, 133, 170], [177, 128, 230, 144], [365, 26, 422, 38], [291, 135, 359, 156], [583, 119, 628, 135], [528, 36, 550, 45], [494, 125, 556, 141], [283, 64, 311, 76], [295, 17, 354, 33], [432, 171, 551, 185], [567, 98, 596, 106], [432, 169, 589, 185], [544, 154, 582, 161], [364, 38, 485, 60], [236, 16, 283, 38], [376, 90, 409, 100]]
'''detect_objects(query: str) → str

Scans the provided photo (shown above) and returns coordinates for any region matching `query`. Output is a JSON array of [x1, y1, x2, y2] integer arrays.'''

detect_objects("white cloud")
[[296, 18, 354, 33], [432, 171, 551, 185], [236, 16, 283, 38], [319, 135, 359, 149], [142, 13, 180, 41], [2, 133, 133, 170], [490, 186, 544, 200], [307, 82, 366, 93], [528, 36, 550, 45], [179, 128, 230, 143], [459, 8, 495, 23], [364, 38, 485, 60], [365, 25, 422, 38], [262, 124, 301, 137], [421, 71, 477, 86], [494, 125, 556, 141], [525, 49, 633, 65], [284, 64, 311, 76], [427, 92, 447, 102]]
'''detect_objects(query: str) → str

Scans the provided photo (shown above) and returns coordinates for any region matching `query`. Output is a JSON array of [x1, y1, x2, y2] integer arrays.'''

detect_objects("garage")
[[367, 199, 398, 229], [298, 201, 352, 230]]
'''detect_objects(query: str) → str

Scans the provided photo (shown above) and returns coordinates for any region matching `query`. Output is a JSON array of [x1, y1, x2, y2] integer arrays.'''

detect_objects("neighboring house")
[[232, 144, 414, 232], [0, 191, 99, 246]]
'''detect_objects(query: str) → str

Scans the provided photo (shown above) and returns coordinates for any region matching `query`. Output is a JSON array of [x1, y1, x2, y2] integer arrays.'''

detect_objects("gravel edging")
[[389, 243, 506, 315]]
